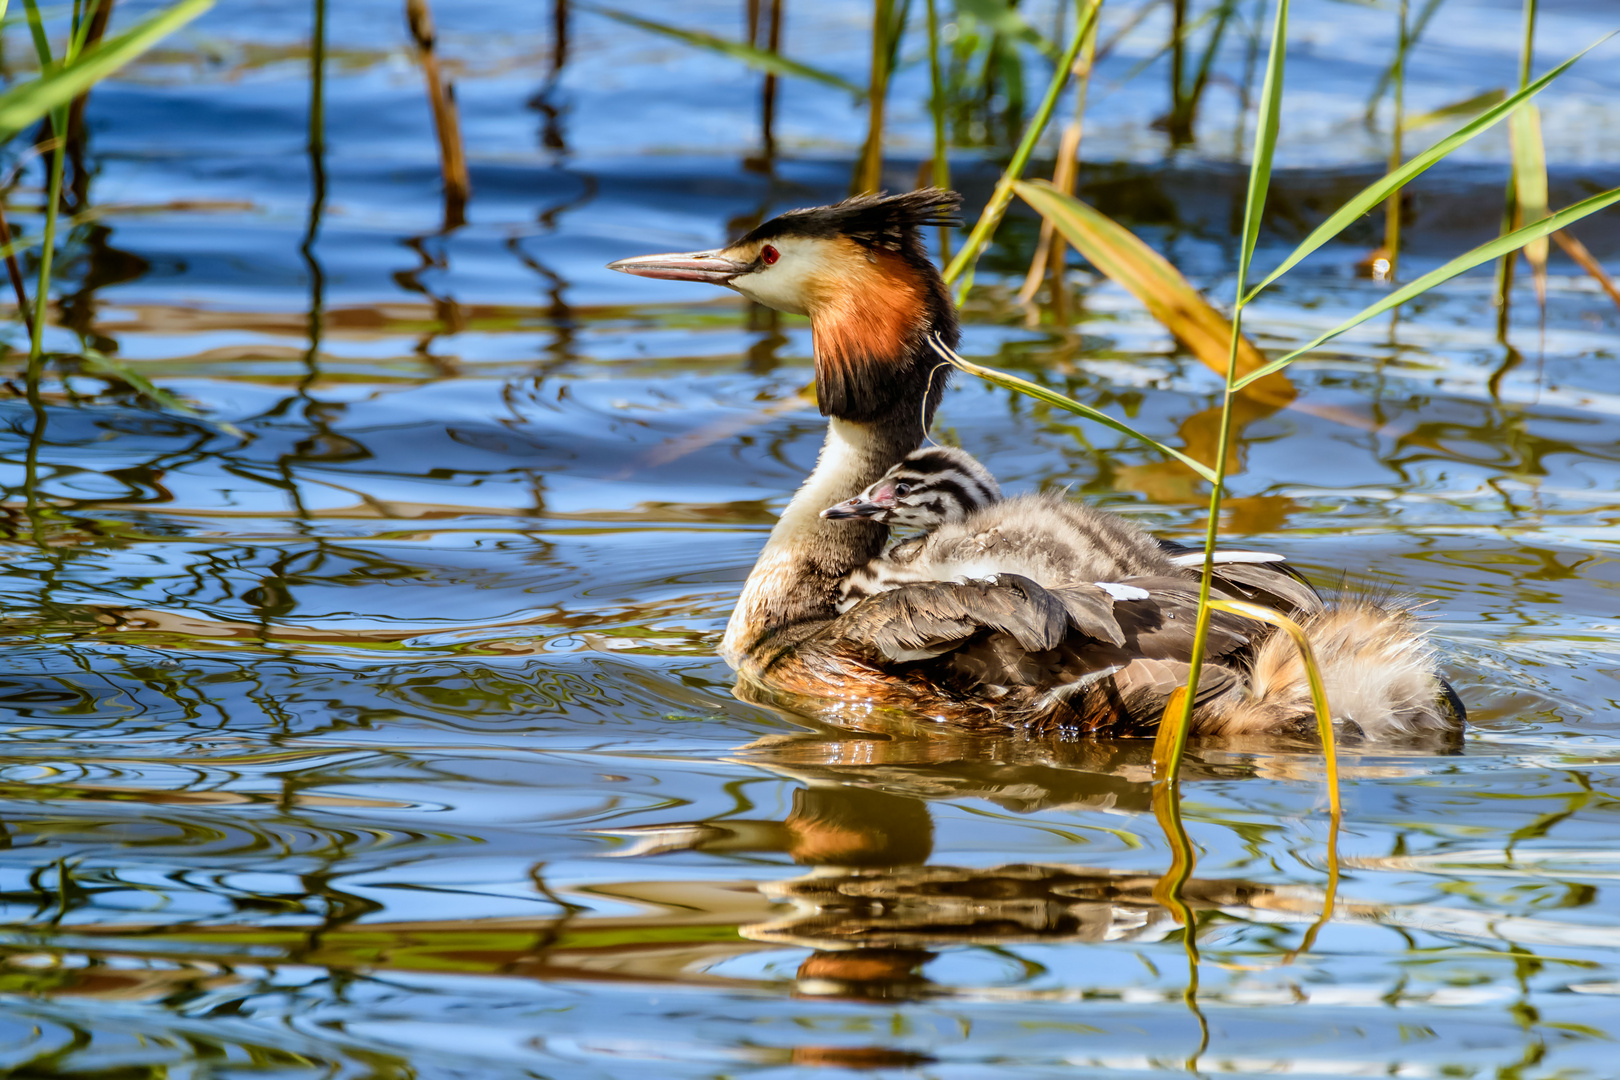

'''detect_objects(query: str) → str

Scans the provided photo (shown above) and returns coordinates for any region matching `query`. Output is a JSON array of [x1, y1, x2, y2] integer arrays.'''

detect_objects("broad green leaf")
[[0, 0, 212, 139], [584, 4, 863, 98], [928, 337, 1219, 484], [1233, 186, 1620, 391], [1236, 0, 1288, 296], [1244, 31, 1614, 302], [1510, 103, 1549, 296], [1404, 87, 1504, 132], [956, 0, 1057, 58], [1014, 180, 1294, 402]]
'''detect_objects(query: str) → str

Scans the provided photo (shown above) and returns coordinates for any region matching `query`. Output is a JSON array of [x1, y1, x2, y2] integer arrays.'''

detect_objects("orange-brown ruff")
[[607, 188, 1464, 742], [805, 243, 929, 417]]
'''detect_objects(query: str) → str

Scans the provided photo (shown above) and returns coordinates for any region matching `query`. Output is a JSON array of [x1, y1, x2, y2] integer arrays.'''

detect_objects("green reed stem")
[[20, 0, 63, 532], [1494, 0, 1537, 338], [1384, 0, 1407, 278], [1156, 0, 1289, 782], [21, 0, 65, 374], [943, 0, 1099, 297], [29, 137, 64, 369]]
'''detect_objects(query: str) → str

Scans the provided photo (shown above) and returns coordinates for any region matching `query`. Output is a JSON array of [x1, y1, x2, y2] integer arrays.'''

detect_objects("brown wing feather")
[[1209, 563, 1323, 616], [1107, 576, 1254, 661], [829, 574, 1074, 662]]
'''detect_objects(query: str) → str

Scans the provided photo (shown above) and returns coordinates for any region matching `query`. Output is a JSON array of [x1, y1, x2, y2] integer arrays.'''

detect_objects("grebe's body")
[[609, 189, 1463, 741]]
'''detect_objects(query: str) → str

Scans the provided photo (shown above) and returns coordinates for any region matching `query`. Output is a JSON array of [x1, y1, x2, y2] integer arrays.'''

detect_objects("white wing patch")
[[1168, 550, 1288, 567], [1094, 582, 1150, 601]]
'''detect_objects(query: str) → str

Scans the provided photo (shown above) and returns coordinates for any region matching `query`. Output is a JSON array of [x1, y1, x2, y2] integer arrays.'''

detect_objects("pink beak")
[[821, 492, 895, 520], [607, 250, 752, 285]]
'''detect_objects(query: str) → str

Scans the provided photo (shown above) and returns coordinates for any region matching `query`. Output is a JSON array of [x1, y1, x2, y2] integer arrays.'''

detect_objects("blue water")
[[0, 0, 1618, 1076]]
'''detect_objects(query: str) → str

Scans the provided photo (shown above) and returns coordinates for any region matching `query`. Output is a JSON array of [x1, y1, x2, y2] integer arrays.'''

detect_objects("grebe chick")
[[823, 446, 1308, 615], [823, 446, 1177, 612], [822, 445, 1002, 529]]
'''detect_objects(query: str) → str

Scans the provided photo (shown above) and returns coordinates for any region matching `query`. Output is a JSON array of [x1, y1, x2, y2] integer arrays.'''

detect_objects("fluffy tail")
[[1202, 601, 1463, 740]]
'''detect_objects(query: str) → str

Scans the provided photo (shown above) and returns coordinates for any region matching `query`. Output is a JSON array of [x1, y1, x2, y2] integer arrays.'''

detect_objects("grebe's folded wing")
[[828, 574, 1132, 664]]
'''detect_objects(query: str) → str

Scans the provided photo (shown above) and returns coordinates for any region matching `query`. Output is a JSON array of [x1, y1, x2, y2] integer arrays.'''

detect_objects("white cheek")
[[732, 266, 809, 315]]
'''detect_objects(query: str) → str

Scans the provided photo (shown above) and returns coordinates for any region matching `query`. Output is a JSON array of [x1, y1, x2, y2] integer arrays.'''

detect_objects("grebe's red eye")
[[760, 244, 779, 265]]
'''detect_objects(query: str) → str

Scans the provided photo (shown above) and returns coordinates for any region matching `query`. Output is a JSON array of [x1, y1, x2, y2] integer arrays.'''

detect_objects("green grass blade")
[[1159, 0, 1291, 787], [22, 0, 51, 66], [583, 4, 863, 98], [957, 0, 1058, 59], [1236, 0, 1287, 293], [0, 0, 212, 139], [1243, 31, 1613, 303], [1233, 185, 1620, 391], [927, 337, 1219, 483]]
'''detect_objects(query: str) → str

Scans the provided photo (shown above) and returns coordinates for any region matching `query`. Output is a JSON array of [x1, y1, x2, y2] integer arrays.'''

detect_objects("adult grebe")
[[609, 189, 1463, 739]]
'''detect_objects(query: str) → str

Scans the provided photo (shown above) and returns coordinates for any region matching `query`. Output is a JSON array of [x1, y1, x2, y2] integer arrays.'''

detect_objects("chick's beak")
[[606, 250, 752, 285], [821, 496, 890, 520]]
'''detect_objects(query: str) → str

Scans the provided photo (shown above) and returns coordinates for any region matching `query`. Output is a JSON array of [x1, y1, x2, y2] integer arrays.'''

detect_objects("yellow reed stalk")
[[1205, 598, 1341, 820], [1289, 819, 1341, 961]]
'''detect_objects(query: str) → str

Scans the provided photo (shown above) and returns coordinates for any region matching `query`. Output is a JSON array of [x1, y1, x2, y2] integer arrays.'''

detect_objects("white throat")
[[721, 419, 897, 667]]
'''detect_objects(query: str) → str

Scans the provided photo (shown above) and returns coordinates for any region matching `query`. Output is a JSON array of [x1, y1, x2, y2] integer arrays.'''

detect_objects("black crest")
[[739, 188, 962, 252]]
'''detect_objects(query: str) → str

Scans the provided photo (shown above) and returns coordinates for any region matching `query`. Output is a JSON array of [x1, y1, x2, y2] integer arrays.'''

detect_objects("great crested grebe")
[[608, 188, 1463, 740]]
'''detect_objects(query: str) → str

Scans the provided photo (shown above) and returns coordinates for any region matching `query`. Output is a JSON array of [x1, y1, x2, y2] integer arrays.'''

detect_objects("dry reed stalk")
[[854, 0, 895, 194], [0, 206, 36, 337], [1014, 180, 1295, 408], [1553, 230, 1620, 311], [762, 0, 782, 162], [66, 0, 114, 209], [924, 0, 949, 257], [406, 0, 471, 226]]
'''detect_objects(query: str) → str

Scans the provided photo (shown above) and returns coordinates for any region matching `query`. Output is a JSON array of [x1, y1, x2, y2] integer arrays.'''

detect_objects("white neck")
[[722, 419, 902, 668]]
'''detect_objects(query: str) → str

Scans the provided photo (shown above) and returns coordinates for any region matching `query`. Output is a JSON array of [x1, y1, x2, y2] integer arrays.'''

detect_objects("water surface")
[[1, 1, 1619, 1076]]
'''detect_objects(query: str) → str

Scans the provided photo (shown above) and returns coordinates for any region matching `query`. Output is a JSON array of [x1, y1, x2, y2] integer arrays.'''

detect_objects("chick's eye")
[[760, 244, 780, 266], [894, 483, 911, 496]]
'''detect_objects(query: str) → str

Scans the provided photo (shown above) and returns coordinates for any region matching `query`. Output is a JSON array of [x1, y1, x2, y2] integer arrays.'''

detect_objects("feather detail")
[[1199, 600, 1457, 739]]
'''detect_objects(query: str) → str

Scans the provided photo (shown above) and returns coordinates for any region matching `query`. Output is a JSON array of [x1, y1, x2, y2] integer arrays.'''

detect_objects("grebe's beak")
[[821, 495, 891, 520], [606, 250, 751, 285]]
